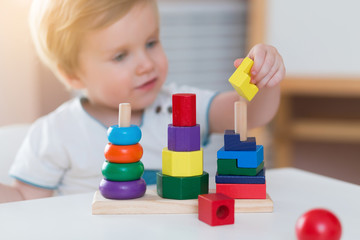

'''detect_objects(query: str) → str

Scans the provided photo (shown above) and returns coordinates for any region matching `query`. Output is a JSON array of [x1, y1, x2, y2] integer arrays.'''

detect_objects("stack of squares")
[[216, 130, 266, 199]]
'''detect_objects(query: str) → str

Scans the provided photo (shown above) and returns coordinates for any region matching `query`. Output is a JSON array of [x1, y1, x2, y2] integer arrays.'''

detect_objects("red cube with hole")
[[198, 193, 234, 226], [172, 94, 196, 127]]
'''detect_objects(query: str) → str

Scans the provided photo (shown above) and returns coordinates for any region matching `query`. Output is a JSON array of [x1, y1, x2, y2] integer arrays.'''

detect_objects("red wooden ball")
[[295, 208, 342, 240]]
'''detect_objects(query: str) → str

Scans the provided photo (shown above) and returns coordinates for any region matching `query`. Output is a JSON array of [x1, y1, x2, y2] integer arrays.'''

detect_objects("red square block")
[[198, 193, 234, 226], [172, 94, 196, 127], [216, 183, 266, 199]]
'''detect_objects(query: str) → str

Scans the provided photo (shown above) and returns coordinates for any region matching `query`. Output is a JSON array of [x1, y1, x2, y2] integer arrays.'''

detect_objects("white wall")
[[266, 0, 360, 77]]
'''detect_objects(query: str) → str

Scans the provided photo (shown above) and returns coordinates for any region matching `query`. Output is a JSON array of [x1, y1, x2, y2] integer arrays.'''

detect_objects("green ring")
[[102, 161, 144, 181]]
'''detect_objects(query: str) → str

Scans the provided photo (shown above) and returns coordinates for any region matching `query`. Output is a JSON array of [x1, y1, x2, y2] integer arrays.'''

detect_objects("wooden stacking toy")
[[157, 94, 209, 199], [92, 94, 273, 215], [99, 103, 146, 199], [216, 57, 266, 199]]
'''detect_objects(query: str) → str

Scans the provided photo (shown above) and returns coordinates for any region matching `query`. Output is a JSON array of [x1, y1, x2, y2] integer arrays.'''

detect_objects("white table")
[[0, 168, 359, 240]]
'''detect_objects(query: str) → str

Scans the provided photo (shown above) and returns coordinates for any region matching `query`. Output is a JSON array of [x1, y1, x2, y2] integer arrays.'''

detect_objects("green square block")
[[217, 159, 264, 176], [156, 171, 209, 200]]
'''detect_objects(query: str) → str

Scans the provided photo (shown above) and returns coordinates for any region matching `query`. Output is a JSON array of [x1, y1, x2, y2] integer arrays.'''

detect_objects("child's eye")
[[146, 40, 158, 49], [114, 53, 126, 62]]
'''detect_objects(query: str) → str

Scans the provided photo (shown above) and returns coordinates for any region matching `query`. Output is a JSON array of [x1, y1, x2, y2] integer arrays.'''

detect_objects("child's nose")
[[136, 52, 155, 75]]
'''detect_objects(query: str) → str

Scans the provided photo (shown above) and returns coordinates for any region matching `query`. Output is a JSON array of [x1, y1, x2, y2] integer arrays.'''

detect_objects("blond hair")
[[29, 0, 155, 87]]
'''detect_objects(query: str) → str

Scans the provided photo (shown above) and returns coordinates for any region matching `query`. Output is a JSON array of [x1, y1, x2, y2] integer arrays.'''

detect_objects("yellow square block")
[[162, 148, 203, 177], [229, 57, 259, 101]]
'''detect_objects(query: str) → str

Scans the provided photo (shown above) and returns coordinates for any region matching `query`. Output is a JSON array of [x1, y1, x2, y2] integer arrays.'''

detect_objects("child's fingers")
[[256, 54, 280, 88], [263, 53, 286, 88], [261, 66, 280, 88], [247, 45, 266, 79], [251, 50, 275, 86], [266, 63, 286, 88], [233, 58, 244, 68]]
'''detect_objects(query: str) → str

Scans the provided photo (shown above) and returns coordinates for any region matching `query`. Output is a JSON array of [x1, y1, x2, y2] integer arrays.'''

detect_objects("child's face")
[[75, 2, 168, 111]]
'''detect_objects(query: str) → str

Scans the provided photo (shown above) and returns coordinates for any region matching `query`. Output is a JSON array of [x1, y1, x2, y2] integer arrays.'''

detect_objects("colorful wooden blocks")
[[162, 147, 203, 177], [99, 178, 146, 200], [216, 169, 265, 184], [172, 93, 196, 126], [107, 125, 142, 145], [216, 183, 266, 199], [216, 129, 267, 199], [157, 172, 208, 200], [217, 159, 264, 176], [99, 103, 146, 200], [168, 124, 200, 151], [198, 193, 234, 226], [104, 143, 143, 163], [224, 130, 256, 151], [102, 161, 144, 182], [228, 57, 258, 101], [157, 94, 209, 200], [223, 59, 268, 199], [217, 145, 264, 168]]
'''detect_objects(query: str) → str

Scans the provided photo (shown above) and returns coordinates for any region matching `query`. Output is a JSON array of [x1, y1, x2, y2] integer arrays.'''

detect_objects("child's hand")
[[234, 44, 285, 89]]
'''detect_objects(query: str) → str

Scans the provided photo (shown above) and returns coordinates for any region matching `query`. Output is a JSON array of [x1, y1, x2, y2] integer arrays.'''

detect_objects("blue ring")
[[107, 125, 142, 145]]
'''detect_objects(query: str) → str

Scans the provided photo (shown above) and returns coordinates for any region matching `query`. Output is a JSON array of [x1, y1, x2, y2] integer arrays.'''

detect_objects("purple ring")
[[99, 178, 146, 200]]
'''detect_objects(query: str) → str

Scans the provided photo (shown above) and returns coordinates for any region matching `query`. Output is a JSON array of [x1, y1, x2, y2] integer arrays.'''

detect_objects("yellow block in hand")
[[162, 148, 203, 177], [229, 57, 259, 101]]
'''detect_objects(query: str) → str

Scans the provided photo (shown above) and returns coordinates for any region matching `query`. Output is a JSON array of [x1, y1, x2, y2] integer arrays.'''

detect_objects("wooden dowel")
[[118, 103, 131, 127], [234, 98, 247, 141]]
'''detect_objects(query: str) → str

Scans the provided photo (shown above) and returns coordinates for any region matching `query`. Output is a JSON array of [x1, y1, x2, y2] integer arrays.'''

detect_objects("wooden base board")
[[92, 189, 273, 215]]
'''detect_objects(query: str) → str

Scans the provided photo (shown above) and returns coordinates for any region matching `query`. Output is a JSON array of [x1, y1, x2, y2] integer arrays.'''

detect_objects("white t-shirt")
[[9, 84, 217, 195]]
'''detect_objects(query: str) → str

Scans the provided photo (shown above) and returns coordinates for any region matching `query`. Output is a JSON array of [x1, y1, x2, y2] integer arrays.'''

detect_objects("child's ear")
[[57, 65, 86, 89]]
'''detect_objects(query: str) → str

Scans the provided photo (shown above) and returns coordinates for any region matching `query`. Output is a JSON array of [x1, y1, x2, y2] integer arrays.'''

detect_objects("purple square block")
[[168, 124, 200, 151]]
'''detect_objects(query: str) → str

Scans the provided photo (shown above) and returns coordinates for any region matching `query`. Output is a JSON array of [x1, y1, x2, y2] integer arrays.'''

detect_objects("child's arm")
[[209, 44, 285, 133], [0, 180, 54, 203]]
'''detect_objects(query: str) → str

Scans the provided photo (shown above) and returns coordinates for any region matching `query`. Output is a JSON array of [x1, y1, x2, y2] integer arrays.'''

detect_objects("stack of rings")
[[99, 124, 146, 199]]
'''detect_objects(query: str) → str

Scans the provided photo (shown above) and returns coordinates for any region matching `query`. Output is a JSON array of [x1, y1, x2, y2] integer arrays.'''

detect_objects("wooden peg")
[[234, 98, 247, 141], [118, 103, 131, 127]]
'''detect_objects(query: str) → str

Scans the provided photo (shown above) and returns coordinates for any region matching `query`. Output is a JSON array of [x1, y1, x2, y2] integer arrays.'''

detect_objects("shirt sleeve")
[[9, 117, 69, 189], [169, 84, 219, 146]]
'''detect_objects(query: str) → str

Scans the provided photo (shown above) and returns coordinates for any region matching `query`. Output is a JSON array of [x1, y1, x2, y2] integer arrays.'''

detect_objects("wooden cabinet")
[[273, 77, 360, 167]]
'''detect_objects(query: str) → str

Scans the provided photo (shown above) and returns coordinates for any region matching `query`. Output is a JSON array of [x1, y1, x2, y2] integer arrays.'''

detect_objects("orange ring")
[[104, 143, 143, 163]]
